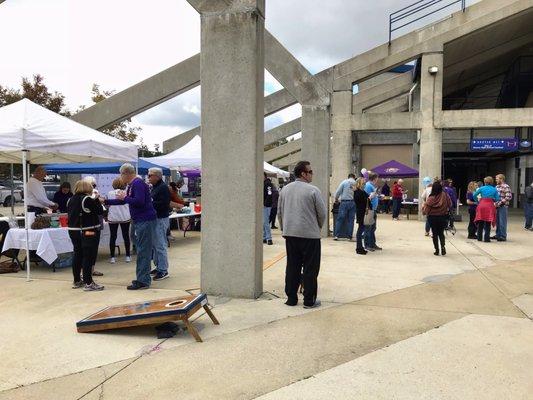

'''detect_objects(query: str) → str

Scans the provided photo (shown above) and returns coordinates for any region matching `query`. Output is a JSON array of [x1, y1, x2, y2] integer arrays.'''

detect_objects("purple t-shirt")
[[106, 177, 156, 223]]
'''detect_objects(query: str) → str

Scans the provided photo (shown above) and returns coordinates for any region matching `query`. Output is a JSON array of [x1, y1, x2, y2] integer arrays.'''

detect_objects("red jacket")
[[392, 183, 403, 199]]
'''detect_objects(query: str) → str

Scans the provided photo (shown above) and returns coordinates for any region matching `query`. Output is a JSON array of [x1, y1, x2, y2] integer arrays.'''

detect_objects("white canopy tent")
[[0, 99, 138, 281], [142, 134, 290, 178]]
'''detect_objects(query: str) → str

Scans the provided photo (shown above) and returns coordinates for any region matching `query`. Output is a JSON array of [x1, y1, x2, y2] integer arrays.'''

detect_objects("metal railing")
[[389, 0, 466, 44]]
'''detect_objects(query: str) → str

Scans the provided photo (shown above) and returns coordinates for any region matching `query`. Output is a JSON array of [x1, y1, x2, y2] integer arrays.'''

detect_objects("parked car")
[[0, 185, 23, 207], [42, 183, 60, 201]]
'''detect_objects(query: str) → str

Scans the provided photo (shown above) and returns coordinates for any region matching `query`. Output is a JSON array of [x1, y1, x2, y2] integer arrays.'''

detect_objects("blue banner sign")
[[470, 138, 519, 152]]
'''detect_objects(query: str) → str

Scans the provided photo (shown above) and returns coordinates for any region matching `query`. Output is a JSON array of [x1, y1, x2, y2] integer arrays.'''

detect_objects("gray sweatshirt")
[[278, 179, 327, 239]]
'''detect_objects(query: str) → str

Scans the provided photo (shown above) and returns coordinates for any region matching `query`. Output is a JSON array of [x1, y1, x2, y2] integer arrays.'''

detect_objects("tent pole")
[[22, 151, 31, 282], [10, 163, 15, 215]]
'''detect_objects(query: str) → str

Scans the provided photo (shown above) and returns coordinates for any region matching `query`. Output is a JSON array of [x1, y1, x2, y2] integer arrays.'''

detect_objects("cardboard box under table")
[[76, 293, 219, 342]]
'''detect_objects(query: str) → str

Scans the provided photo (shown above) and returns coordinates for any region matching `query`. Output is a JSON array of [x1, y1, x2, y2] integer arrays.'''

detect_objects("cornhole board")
[[76, 293, 219, 342]]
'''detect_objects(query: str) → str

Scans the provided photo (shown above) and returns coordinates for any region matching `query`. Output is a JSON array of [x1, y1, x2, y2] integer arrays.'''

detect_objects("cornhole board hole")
[[76, 293, 219, 342]]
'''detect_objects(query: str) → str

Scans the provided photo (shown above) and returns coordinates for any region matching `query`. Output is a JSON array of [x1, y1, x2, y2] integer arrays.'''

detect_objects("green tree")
[[0, 74, 69, 115]]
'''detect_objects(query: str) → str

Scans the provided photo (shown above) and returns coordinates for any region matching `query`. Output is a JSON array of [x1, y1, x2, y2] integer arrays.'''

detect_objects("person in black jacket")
[[263, 173, 274, 245], [148, 168, 171, 281], [353, 178, 369, 255], [67, 180, 104, 291]]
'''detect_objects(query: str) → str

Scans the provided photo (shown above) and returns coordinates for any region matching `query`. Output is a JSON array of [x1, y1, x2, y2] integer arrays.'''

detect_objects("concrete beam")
[[72, 54, 200, 130], [264, 118, 301, 146], [273, 151, 301, 169], [264, 139, 302, 163], [200, 0, 264, 298], [353, 71, 413, 112], [364, 96, 409, 114], [438, 108, 533, 128], [301, 105, 330, 237], [332, 112, 423, 131], [162, 126, 200, 153], [264, 32, 330, 106], [331, 91, 353, 194], [332, 0, 532, 90], [355, 131, 417, 145]]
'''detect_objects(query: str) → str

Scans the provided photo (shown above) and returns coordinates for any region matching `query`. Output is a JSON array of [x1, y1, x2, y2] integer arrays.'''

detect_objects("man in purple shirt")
[[105, 163, 157, 290]]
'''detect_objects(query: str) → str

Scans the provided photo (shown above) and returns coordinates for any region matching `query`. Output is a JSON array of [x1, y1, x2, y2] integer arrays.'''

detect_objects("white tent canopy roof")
[[142, 134, 290, 178], [0, 99, 138, 164], [141, 135, 202, 169]]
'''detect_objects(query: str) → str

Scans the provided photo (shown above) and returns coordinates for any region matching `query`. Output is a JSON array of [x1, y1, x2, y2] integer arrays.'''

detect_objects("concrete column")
[[302, 105, 331, 237], [200, 1, 264, 298], [418, 52, 444, 217], [330, 91, 353, 196]]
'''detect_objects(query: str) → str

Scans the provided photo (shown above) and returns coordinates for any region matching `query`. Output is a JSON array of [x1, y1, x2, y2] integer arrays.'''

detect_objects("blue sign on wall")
[[470, 138, 519, 152]]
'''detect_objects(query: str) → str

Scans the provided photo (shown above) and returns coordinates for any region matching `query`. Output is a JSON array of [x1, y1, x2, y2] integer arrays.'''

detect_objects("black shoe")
[[127, 280, 149, 290], [303, 299, 321, 309], [285, 299, 298, 306], [263, 239, 267, 244], [271, 226, 278, 229], [441, 247, 446, 256], [153, 271, 169, 281], [365, 247, 375, 252], [150, 269, 158, 275], [356, 248, 367, 255], [434, 249, 439, 256], [267, 240, 273, 245], [467, 235, 477, 239], [490, 235, 498, 240], [496, 238, 506, 242], [373, 245, 382, 251]]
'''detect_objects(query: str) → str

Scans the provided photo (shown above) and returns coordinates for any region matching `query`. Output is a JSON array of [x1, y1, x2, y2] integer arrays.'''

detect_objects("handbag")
[[363, 199, 375, 226]]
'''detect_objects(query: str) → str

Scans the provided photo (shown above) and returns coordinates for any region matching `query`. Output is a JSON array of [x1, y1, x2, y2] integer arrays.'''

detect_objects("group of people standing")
[[25, 164, 187, 292], [334, 172, 383, 255]]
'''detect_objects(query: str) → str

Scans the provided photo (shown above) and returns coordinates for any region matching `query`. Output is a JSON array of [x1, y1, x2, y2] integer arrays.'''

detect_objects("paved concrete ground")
[[0, 211, 531, 399]]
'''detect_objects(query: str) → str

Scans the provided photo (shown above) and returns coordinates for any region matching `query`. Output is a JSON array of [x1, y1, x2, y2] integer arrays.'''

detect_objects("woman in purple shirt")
[[105, 163, 157, 290]]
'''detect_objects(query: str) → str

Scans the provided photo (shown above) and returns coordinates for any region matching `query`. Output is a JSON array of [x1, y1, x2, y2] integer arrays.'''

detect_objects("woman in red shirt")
[[391, 179, 404, 220]]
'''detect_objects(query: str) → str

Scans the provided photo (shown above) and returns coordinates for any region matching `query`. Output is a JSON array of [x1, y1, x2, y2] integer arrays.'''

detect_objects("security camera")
[[428, 66, 439, 75]]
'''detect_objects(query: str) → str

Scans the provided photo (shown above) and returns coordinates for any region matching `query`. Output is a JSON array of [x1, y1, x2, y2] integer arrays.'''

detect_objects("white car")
[[0, 186, 23, 207]]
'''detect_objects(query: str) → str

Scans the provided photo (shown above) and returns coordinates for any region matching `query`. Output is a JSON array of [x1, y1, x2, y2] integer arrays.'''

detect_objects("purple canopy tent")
[[371, 160, 419, 178], [179, 169, 201, 178]]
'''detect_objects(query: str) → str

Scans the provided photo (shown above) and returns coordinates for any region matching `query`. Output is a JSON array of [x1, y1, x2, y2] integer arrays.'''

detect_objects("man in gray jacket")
[[278, 160, 327, 308]]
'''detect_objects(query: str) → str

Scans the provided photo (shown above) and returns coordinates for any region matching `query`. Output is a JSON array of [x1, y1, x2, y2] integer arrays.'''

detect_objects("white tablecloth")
[[169, 211, 202, 219], [2, 228, 73, 264], [100, 221, 125, 248]]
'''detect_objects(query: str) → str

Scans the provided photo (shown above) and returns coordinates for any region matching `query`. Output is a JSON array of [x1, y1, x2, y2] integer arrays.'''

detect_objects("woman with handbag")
[[422, 181, 452, 256], [67, 179, 105, 291], [353, 178, 369, 255]]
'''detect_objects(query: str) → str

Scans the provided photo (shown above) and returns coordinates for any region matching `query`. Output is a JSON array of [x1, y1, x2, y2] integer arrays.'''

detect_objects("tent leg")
[[22, 151, 31, 282]]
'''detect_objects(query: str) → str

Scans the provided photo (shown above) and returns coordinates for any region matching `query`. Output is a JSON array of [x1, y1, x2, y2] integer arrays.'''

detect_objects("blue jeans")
[[496, 206, 508, 239], [133, 219, 156, 286], [525, 203, 533, 229], [392, 198, 402, 218], [263, 207, 272, 241], [425, 218, 430, 233], [334, 201, 356, 238], [363, 211, 377, 248], [153, 217, 169, 273]]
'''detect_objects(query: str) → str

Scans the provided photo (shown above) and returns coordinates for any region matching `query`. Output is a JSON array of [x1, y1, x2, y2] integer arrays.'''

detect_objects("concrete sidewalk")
[[0, 213, 531, 399]]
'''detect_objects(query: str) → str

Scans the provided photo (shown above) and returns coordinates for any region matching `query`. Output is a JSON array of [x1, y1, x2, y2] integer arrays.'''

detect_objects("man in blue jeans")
[[364, 172, 382, 251], [148, 168, 170, 281], [333, 173, 356, 240], [105, 163, 157, 290]]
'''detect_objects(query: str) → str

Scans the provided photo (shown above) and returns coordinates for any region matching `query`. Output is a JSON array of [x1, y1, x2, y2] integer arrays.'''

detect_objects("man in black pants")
[[278, 161, 327, 308]]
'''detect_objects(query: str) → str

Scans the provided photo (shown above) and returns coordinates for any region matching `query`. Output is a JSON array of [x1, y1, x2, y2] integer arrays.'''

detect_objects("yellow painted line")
[[263, 252, 286, 271]]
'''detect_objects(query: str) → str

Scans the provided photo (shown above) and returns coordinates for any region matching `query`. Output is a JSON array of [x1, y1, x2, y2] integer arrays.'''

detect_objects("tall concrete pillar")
[[331, 91, 353, 196], [302, 105, 331, 237], [418, 52, 444, 217], [200, 1, 264, 298]]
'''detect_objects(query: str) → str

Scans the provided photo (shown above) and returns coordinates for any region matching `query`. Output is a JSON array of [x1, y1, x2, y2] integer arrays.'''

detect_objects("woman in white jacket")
[[107, 177, 132, 264]]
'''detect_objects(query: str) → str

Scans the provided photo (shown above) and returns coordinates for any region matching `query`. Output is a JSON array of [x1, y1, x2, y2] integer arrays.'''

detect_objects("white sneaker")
[[110, 257, 116, 264], [125, 256, 131, 263]]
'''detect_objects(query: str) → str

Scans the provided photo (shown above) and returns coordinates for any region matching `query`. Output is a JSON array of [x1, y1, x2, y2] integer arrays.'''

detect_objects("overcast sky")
[[0, 0, 477, 150]]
